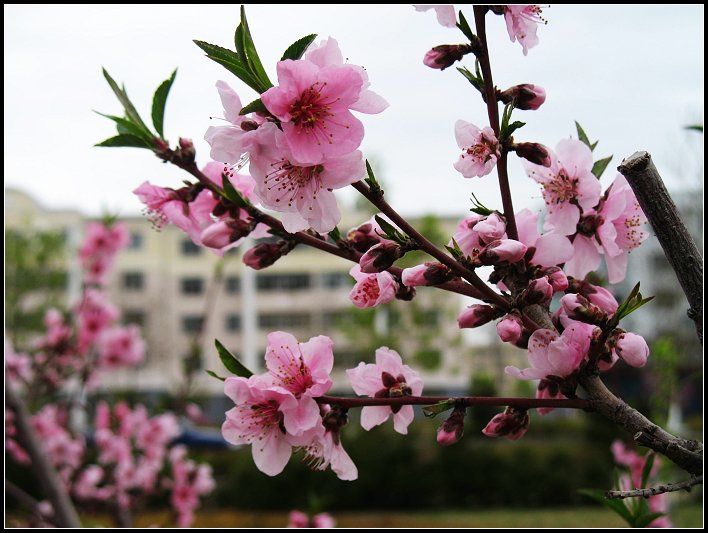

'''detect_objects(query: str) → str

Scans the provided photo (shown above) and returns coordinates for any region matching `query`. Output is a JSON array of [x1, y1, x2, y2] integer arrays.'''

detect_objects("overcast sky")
[[4, 5, 703, 221]]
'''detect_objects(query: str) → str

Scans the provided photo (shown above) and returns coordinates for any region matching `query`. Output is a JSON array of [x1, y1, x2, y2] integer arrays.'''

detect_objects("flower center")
[[265, 160, 325, 208], [543, 170, 578, 204]]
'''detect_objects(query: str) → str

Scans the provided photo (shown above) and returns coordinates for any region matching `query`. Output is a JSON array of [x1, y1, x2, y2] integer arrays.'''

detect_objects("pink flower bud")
[[544, 267, 569, 292], [401, 262, 452, 287], [200, 220, 250, 249], [178, 137, 196, 162], [499, 83, 546, 110], [514, 142, 552, 167], [473, 213, 507, 244], [496, 314, 524, 343], [614, 332, 649, 368], [347, 219, 384, 253], [480, 239, 527, 265], [560, 293, 605, 322], [359, 242, 403, 273], [523, 277, 553, 305], [458, 304, 499, 329], [482, 407, 530, 440], [585, 285, 619, 314], [436, 405, 466, 446], [423, 44, 472, 70], [243, 241, 291, 270]]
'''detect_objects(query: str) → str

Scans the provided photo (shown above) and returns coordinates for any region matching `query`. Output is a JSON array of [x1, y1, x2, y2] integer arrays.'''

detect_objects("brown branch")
[[317, 395, 590, 410], [581, 374, 702, 475], [5, 383, 81, 528], [618, 151, 703, 343], [5, 480, 55, 525], [473, 6, 518, 241], [605, 475, 702, 500]]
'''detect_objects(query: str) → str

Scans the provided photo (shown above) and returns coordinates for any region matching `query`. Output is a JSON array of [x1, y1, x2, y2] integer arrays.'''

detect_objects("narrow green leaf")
[[374, 215, 400, 240], [456, 67, 483, 92], [215, 339, 253, 377], [506, 120, 526, 137], [193, 40, 263, 93], [445, 244, 463, 259], [685, 124, 703, 133], [282, 34, 318, 61], [578, 489, 633, 524], [575, 121, 597, 151], [635, 512, 666, 528], [102, 68, 152, 137], [221, 173, 249, 208], [328, 226, 342, 242], [205, 369, 227, 382], [364, 159, 381, 192], [591, 155, 613, 179], [95, 134, 152, 149], [640, 453, 656, 488], [94, 111, 152, 140], [238, 6, 273, 90], [151, 69, 177, 139], [234, 23, 247, 63], [239, 97, 268, 116], [423, 400, 454, 418], [456, 11, 475, 42]]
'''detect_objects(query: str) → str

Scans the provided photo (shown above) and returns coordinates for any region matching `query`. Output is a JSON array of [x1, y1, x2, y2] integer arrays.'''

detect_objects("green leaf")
[[456, 10, 475, 42], [578, 489, 633, 525], [456, 67, 483, 92], [640, 453, 655, 488], [635, 512, 666, 528], [221, 173, 250, 208], [364, 159, 381, 192], [505, 120, 526, 137], [205, 369, 227, 382], [282, 34, 318, 61], [239, 97, 268, 116], [374, 215, 401, 240], [328, 226, 342, 242], [575, 121, 599, 151], [445, 238, 463, 259], [102, 68, 152, 137], [193, 40, 263, 94], [685, 124, 703, 133], [591, 155, 613, 179], [151, 69, 177, 139], [469, 192, 493, 216], [94, 111, 152, 140], [95, 134, 152, 149], [422, 400, 454, 418], [215, 339, 253, 377], [237, 6, 273, 91]]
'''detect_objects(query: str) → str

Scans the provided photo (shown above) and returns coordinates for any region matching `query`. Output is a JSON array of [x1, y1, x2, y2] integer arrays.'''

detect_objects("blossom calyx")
[[499, 84, 546, 110], [436, 405, 466, 446]]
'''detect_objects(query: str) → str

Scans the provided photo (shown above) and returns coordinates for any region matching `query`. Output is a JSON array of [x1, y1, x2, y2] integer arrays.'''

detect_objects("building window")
[[322, 271, 351, 289], [225, 314, 241, 332], [128, 231, 143, 250], [257, 273, 310, 292], [123, 272, 144, 290], [225, 276, 241, 294], [181, 239, 202, 256], [182, 315, 204, 334], [181, 277, 204, 295], [258, 313, 311, 329], [123, 310, 145, 327]]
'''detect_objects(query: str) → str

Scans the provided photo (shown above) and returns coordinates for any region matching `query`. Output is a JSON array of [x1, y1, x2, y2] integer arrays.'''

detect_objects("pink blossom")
[[5, 339, 33, 383], [204, 81, 265, 164], [482, 407, 530, 440], [248, 123, 365, 233], [504, 5, 545, 55], [523, 140, 602, 236], [402, 262, 451, 287], [76, 289, 120, 353], [515, 208, 574, 268], [474, 213, 507, 243], [348, 265, 397, 309], [31, 405, 85, 482], [614, 332, 649, 368], [496, 314, 524, 344], [222, 376, 317, 476], [261, 38, 386, 165], [288, 510, 337, 528], [265, 332, 333, 397], [96, 325, 145, 369], [450, 214, 486, 258], [302, 406, 357, 481], [79, 222, 130, 285], [346, 347, 423, 434], [458, 304, 499, 329], [506, 321, 596, 381], [454, 120, 500, 178], [414, 5, 457, 27]]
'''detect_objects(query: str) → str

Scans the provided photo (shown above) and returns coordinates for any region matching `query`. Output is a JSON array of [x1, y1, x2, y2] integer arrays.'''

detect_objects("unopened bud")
[[514, 142, 552, 167], [423, 44, 473, 71], [458, 304, 500, 329], [522, 277, 553, 305], [544, 267, 569, 292], [480, 239, 527, 265], [482, 407, 530, 440], [178, 137, 196, 162], [242, 241, 292, 270], [613, 331, 649, 368], [584, 284, 619, 314], [359, 242, 403, 273], [436, 405, 466, 446], [473, 213, 507, 244], [347, 220, 383, 253], [499, 83, 546, 110], [496, 314, 524, 343], [201, 219, 252, 249], [560, 293, 605, 323], [240, 119, 259, 132], [401, 262, 453, 287]]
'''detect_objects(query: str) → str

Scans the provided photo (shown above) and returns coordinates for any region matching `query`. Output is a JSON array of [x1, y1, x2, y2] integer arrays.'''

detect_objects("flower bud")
[[178, 137, 196, 162], [436, 405, 466, 446], [559, 293, 605, 323], [243, 241, 291, 270], [359, 242, 403, 273], [496, 314, 524, 343], [479, 239, 527, 265], [423, 44, 472, 71], [201, 219, 251, 249], [613, 331, 649, 368], [482, 407, 530, 440], [514, 142, 552, 167], [473, 213, 507, 244], [522, 276, 553, 305], [499, 83, 546, 110], [585, 285, 619, 314], [401, 262, 452, 287], [347, 220, 383, 253], [544, 267, 569, 292], [240, 119, 259, 132], [458, 304, 500, 329]]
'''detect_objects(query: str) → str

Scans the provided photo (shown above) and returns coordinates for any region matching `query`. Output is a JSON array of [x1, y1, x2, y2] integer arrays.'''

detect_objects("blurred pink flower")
[[414, 5, 457, 27], [96, 325, 145, 369]]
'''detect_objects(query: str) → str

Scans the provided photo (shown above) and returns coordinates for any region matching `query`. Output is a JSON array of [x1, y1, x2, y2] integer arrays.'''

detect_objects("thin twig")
[[618, 151, 703, 344], [605, 475, 703, 499], [316, 395, 590, 410], [5, 480, 55, 525]]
